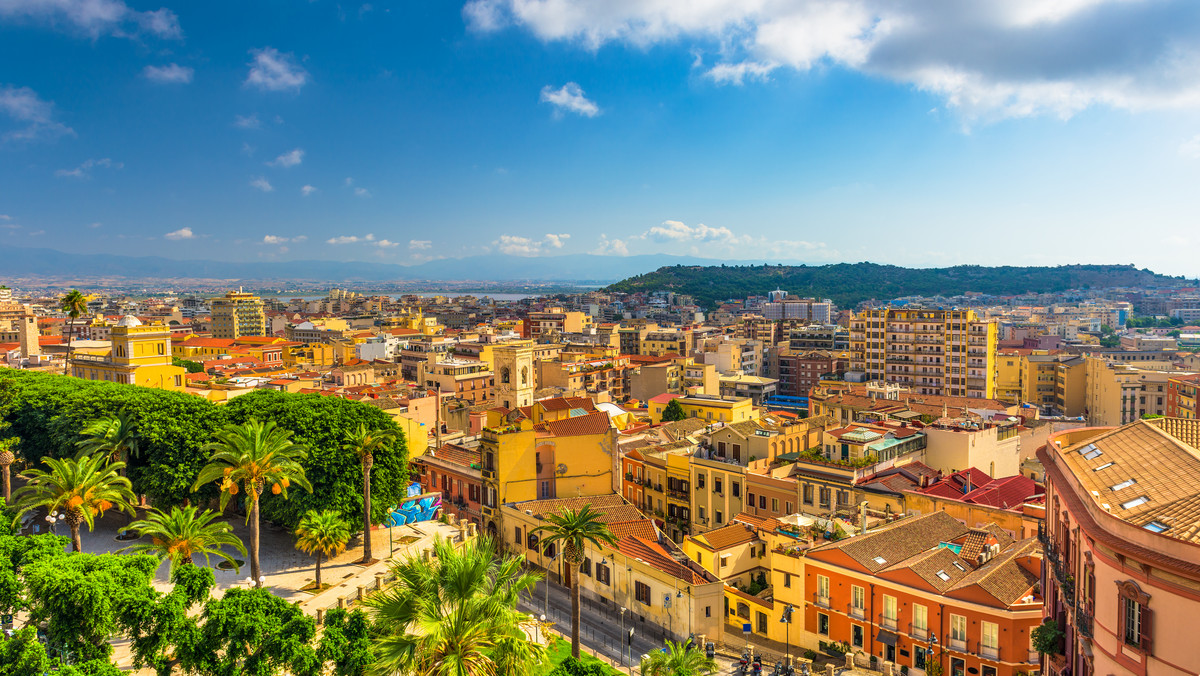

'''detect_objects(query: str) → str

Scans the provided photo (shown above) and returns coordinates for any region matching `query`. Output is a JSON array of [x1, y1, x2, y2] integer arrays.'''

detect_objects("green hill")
[[605, 263, 1192, 309]]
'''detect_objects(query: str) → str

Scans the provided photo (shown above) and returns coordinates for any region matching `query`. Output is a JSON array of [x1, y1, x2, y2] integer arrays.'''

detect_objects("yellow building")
[[70, 316, 186, 391], [648, 394, 756, 425], [478, 399, 618, 538], [210, 289, 266, 339], [850, 307, 997, 399]]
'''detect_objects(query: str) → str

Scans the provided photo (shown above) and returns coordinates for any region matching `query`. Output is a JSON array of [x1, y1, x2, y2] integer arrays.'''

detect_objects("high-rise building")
[[850, 307, 997, 398], [211, 289, 266, 339]]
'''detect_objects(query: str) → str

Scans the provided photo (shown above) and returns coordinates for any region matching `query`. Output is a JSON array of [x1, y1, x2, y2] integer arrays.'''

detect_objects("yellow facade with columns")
[[70, 317, 186, 391]]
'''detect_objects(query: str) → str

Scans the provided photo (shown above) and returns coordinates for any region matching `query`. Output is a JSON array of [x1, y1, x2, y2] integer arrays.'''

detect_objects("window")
[[706, 606, 711, 618], [697, 473, 705, 488], [851, 585, 865, 611], [1118, 580, 1152, 652], [818, 575, 830, 599], [803, 484, 814, 505], [950, 615, 967, 642], [720, 555, 729, 569], [714, 478, 723, 494], [757, 611, 767, 634], [597, 563, 611, 585], [715, 511, 723, 524], [817, 613, 829, 635], [758, 495, 767, 509], [747, 492, 755, 507], [913, 604, 928, 632], [981, 621, 999, 650], [785, 501, 793, 513], [635, 581, 651, 605], [514, 526, 522, 544], [852, 624, 864, 648], [581, 558, 592, 577], [882, 595, 897, 622], [732, 482, 741, 498], [783, 573, 791, 588]]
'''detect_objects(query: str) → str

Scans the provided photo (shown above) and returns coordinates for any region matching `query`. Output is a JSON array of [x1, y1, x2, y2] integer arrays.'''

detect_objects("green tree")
[[59, 290, 88, 376], [191, 419, 312, 588], [119, 505, 246, 571], [640, 640, 718, 676], [316, 608, 375, 676], [0, 533, 69, 614], [172, 357, 205, 374], [119, 563, 215, 676], [75, 411, 140, 469], [533, 505, 617, 659], [661, 399, 687, 422], [294, 509, 349, 589], [343, 424, 395, 563], [13, 454, 136, 552], [177, 587, 318, 676], [0, 423, 17, 504], [366, 536, 545, 676]]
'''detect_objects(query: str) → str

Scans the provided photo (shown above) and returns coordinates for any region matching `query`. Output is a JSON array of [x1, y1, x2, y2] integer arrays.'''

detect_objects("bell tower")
[[492, 343, 535, 410]]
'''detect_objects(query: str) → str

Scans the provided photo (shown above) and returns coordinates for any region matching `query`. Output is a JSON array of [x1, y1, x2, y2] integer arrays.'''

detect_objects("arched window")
[[520, 366, 528, 385], [500, 367, 510, 384]]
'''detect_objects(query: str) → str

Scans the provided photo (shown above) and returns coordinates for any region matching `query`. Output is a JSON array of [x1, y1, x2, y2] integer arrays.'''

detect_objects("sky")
[[2, 0, 1200, 277]]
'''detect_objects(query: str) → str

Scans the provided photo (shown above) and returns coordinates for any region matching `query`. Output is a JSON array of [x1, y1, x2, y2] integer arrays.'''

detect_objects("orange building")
[[799, 511, 1043, 676]]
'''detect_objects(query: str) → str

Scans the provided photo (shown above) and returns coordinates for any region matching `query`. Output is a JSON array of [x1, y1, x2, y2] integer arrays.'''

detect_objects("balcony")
[[1027, 649, 1040, 664], [849, 605, 865, 620], [1075, 608, 1094, 639], [980, 644, 999, 660], [481, 467, 497, 480], [880, 615, 898, 631], [909, 624, 928, 641], [948, 637, 967, 653], [813, 592, 830, 609]]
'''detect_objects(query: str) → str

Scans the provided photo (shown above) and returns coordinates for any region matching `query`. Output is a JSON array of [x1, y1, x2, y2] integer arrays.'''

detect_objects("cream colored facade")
[[210, 290, 266, 339], [70, 317, 186, 391], [850, 308, 997, 399]]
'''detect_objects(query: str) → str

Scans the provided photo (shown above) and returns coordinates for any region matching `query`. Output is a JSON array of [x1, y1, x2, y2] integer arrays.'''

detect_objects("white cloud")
[[0, 85, 73, 143], [539, 82, 601, 118], [234, 114, 260, 129], [0, 214, 9, 220], [409, 239, 432, 250], [301, 184, 318, 196], [164, 227, 194, 240], [55, 157, 122, 179], [1180, 134, 1200, 159], [88, 222, 102, 228], [250, 176, 274, 192], [245, 47, 309, 92], [494, 233, 573, 256], [354, 187, 370, 197], [268, 148, 304, 168], [327, 234, 373, 244], [645, 220, 736, 243], [375, 239, 400, 248], [594, 234, 630, 256], [0, 0, 180, 39], [262, 235, 290, 244], [705, 60, 777, 86], [143, 63, 193, 84], [468, 0, 1200, 122]]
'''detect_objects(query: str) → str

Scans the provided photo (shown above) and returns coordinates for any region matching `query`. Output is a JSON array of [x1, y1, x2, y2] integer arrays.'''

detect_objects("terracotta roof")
[[962, 475, 1043, 510], [427, 443, 480, 468], [921, 468, 994, 499], [812, 511, 968, 573], [659, 417, 709, 441], [607, 519, 658, 540], [691, 522, 760, 551], [542, 410, 611, 437], [648, 393, 684, 405], [615, 536, 707, 585], [947, 538, 1041, 605], [514, 494, 641, 523]]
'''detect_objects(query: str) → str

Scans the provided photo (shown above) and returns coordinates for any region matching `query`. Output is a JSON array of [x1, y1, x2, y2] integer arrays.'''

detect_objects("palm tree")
[[0, 426, 17, 504], [76, 411, 140, 467], [118, 505, 246, 571], [294, 509, 350, 590], [12, 454, 136, 552], [343, 423, 396, 564], [533, 505, 617, 659], [640, 640, 718, 676], [59, 289, 87, 376], [366, 536, 545, 676], [191, 419, 312, 588]]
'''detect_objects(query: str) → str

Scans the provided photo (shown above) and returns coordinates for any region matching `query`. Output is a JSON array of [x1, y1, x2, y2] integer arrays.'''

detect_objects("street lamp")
[[44, 511, 60, 536], [537, 614, 547, 644], [544, 552, 559, 617], [779, 604, 795, 668], [619, 607, 627, 669], [925, 631, 938, 674]]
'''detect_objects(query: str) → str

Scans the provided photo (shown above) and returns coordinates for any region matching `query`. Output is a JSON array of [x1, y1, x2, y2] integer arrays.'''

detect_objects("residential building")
[[1037, 418, 1200, 676], [718, 374, 778, 406], [689, 454, 747, 535], [1165, 373, 1199, 418], [523, 309, 589, 340], [850, 308, 998, 399], [413, 443, 483, 526], [778, 350, 848, 398], [647, 393, 755, 425], [70, 316, 186, 390], [210, 290, 266, 339], [641, 328, 695, 358], [418, 358, 495, 405]]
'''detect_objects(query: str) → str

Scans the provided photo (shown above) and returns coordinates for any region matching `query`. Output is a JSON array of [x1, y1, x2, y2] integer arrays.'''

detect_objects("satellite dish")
[[556, 463, 568, 475]]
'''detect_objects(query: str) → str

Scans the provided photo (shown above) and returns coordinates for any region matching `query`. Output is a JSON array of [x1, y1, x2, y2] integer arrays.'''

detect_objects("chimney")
[[859, 501, 870, 535]]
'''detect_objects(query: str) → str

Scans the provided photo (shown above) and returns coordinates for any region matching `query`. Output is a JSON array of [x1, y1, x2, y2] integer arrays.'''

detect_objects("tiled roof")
[[428, 443, 480, 468], [607, 520, 658, 540], [921, 468, 994, 499], [615, 536, 707, 585], [648, 393, 684, 404], [962, 475, 1043, 509], [813, 511, 968, 573], [947, 538, 1041, 605], [659, 417, 709, 441], [691, 522, 760, 551], [897, 546, 970, 592], [514, 494, 641, 523], [542, 410, 611, 437]]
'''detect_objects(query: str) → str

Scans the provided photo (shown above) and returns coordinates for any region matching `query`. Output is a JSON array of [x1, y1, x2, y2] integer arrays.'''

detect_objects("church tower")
[[492, 343, 535, 410]]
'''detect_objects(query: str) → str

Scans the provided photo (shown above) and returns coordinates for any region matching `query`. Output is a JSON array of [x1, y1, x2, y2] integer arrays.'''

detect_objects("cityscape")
[[3, 2, 1200, 676]]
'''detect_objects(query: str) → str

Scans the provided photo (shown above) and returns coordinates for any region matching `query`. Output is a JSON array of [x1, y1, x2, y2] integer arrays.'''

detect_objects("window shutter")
[[1139, 605, 1153, 654]]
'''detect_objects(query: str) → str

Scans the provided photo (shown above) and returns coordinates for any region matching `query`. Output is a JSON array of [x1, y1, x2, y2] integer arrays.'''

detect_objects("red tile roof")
[[542, 410, 611, 437], [921, 468, 995, 499], [962, 475, 1043, 510], [615, 536, 706, 585]]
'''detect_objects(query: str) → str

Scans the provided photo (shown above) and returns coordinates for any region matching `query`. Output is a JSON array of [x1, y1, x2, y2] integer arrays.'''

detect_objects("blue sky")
[[2, 0, 1200, 276]]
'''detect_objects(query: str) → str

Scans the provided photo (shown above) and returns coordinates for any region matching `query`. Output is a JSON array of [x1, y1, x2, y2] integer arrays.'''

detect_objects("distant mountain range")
[[1, 247, 740, 283], [606, 262, 1197, 308]]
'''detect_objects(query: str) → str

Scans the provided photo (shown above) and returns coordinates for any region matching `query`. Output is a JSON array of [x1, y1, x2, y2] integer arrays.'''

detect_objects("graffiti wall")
[[384, 482, 443, 526]]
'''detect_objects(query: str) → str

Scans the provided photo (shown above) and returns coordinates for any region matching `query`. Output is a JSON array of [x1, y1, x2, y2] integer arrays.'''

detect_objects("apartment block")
[[210, 289, 266, 339], [850, 308, 997, 399]]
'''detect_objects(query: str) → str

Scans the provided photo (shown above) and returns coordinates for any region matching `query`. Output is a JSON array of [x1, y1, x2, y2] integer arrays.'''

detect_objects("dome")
[[115, 315, 142, 327]]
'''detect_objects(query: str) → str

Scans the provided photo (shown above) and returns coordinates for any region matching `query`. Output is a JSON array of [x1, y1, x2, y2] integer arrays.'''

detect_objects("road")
[[521, 576, 740, 673]]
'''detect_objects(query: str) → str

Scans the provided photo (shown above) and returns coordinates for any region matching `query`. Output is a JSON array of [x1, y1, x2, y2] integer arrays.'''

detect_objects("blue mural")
[[385, 482, 442, 526]]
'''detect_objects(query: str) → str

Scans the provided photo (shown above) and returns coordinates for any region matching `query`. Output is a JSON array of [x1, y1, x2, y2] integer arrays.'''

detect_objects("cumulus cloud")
[[233, 114, 260, 129], [375, 239, 400, 248], [409, 239, 432, 250], [0, 85, 74, 143], [594, 234, 630, 256], [327, 234, 374, 245], [143, 63, 193, 84], [645, 220, 736, 243], [467, 0, 1200, 122], [262, 235, 290, 244], [250, 176, 274, 192], [55, 157, 122, 179], [0, 0, 180, 40], [301, 184, 318, 196], [164, 227, 194, 240], [268, 148, 304, 168], [354, 187, 370, 197], [245, 47, 309, 92], [494, 233, 572, 256], [539, 82, 601, 117]]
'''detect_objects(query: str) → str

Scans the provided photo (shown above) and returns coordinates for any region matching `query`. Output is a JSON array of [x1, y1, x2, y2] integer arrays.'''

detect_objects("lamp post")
[[779, 604, 795, 669], [544, 552, 559, 617], [619, 607, 627, 669], [44, 511, 60, 536], [538, 614, 547, 645], [926, 631, 938, 675]]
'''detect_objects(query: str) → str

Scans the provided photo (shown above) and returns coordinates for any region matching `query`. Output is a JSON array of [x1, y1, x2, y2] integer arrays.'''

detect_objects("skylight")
[[1111, 479, 1137, 491], [952, 561, 966, 572], [1144, 521, 1169, 533], [1121, 496, 1150, 510], [1093, 462, 1115, 471], [873, 556, 887, 565], [1080, 444, 1103, 460], [936, 570, 951, 581]]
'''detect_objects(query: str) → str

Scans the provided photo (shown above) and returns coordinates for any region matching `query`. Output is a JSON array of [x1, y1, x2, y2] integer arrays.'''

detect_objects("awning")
[[876, 630, 898, 647]]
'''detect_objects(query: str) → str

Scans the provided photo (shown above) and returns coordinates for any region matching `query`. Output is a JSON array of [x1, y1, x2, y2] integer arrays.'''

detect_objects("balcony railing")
[[880, 615, 898, 631], [849, 605, 865, 620], [1027, 649, 1040, 664], [948, 637, 967, 653], [813, 592, 830, 609], [909, 624, 928, 641], [1075, 608, 1094, 639], [980, 645, 999, 660]]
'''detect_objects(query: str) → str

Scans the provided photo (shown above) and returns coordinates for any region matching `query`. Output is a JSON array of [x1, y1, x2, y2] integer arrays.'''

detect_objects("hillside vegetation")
[[605, 263, 1191, 308]]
